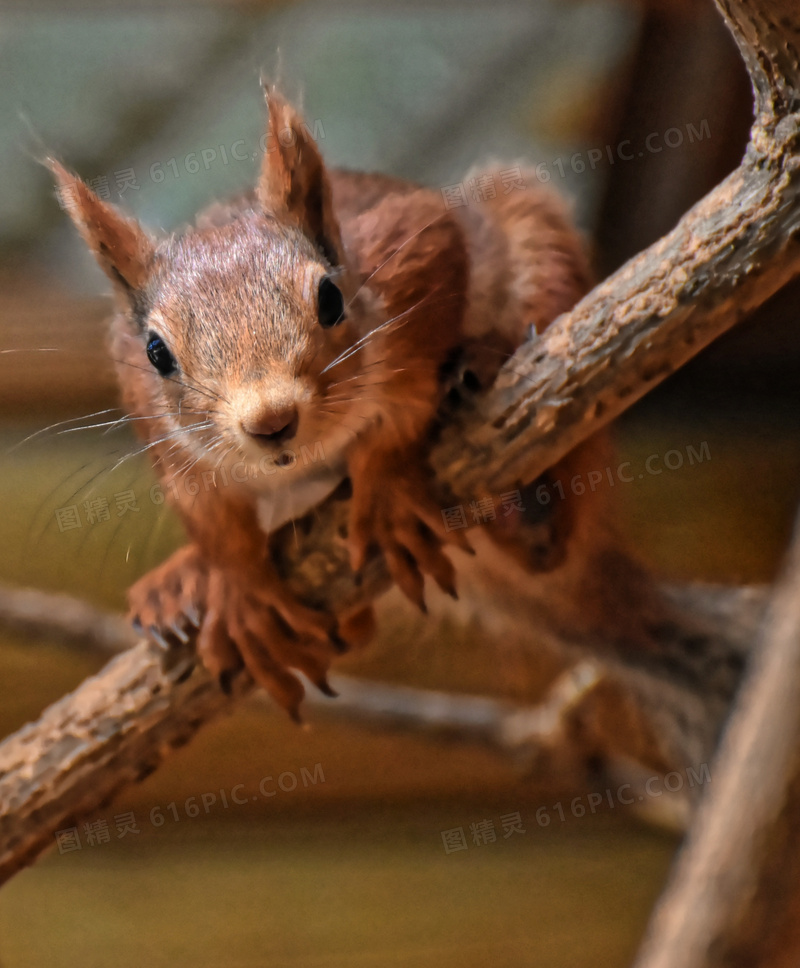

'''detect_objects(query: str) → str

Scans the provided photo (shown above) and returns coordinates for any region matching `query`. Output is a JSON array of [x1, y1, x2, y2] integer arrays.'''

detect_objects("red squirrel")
[[52, 88, 623, 718]]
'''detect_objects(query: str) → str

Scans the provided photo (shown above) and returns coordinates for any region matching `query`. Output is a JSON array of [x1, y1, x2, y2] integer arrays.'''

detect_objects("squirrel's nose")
[[241, 406, 298, 445]]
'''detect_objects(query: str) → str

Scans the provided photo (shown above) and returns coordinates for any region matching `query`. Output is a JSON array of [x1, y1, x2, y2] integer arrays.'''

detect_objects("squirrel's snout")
[[240, 406, 299, 445]]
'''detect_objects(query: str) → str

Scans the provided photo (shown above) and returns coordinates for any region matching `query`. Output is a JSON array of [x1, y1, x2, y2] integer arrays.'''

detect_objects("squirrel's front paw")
[[348, 453, 471, 612], [128, 544, 207, 649], [196, 568, 342, 720]]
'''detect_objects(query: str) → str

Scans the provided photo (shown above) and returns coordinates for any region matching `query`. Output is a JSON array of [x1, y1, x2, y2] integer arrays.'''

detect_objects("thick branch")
[[0, 579, 766, 886], [633, 514, 800, 968], [428, 0, 800, 498], [0, 589, 603, 886], [435, 148, 800, 494], [0, 638, 251, 886], [434, 137, 800, 495], [0, 581, 602, 758], [1, 0, 798, 897], [718, 0, 800, 124]]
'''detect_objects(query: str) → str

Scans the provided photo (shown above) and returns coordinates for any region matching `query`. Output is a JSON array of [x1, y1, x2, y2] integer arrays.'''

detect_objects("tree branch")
[[0, 584, 137, 656], [0, 577, 766, 887], [0, 636, 249, 887], [432, 11, 800, 496], [1, 0, 798, 901], [632, 512, 800, 968]]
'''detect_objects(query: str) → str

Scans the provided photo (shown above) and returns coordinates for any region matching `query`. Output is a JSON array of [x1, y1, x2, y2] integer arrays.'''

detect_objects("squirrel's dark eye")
[[146, 333, 177, 376], [317, 275, 345, 329]]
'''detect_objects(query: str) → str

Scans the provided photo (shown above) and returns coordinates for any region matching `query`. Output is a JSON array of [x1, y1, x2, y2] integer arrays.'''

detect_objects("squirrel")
[[50, 87, 670, 721]]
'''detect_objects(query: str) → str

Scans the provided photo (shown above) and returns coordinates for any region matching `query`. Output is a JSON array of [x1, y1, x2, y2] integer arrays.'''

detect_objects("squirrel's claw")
[[130, 546, 346, 721], [347, 458, 462, 610], [169, 621, 191, 645], [184, 604, 202, 628], [147, 626, 172, 651], [196, 567, 345, 720], [128, 544, 208, 649], [384, 541, 428, 613], [315, 674, 338, 698]]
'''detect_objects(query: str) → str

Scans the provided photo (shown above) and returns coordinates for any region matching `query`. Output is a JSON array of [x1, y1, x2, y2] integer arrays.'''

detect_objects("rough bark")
[[632, 515, 800, 968], [433, 11, 800, 495], [0, 579, 766, 887], [629, 3, 800, 965], [0, 0, 798, 914], [0, 637, 250, 886]]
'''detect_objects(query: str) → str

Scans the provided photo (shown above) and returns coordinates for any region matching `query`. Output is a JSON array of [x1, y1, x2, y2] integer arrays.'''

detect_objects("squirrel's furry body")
[[52, 89, 662, 715]]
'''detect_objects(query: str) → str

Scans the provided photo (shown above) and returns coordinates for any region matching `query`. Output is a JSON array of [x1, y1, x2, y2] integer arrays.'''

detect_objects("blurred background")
[[1, 1, 799, 966]]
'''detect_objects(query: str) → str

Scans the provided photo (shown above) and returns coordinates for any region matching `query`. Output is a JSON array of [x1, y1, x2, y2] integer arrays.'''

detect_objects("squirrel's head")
[[52, 88, 375, 484]]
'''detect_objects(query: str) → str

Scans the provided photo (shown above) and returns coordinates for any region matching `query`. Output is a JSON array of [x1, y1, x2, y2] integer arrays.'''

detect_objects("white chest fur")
[[254, 462, 345, 534]]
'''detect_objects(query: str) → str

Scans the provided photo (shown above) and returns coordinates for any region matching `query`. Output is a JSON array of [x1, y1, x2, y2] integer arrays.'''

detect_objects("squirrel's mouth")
[[214, 413, 344, 484]]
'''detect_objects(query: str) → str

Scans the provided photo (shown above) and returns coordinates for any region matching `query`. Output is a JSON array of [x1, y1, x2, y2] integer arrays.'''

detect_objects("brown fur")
[[51, 89, 639, 716]]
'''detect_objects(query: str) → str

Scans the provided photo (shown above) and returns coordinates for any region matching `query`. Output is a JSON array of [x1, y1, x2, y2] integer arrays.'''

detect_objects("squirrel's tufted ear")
[[49, 159, 154, 297], [256, 88, 344, 267]]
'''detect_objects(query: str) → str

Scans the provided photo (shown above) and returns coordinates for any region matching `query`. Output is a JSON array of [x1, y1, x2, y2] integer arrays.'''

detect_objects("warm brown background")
[[1, 2, 799, 966]]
